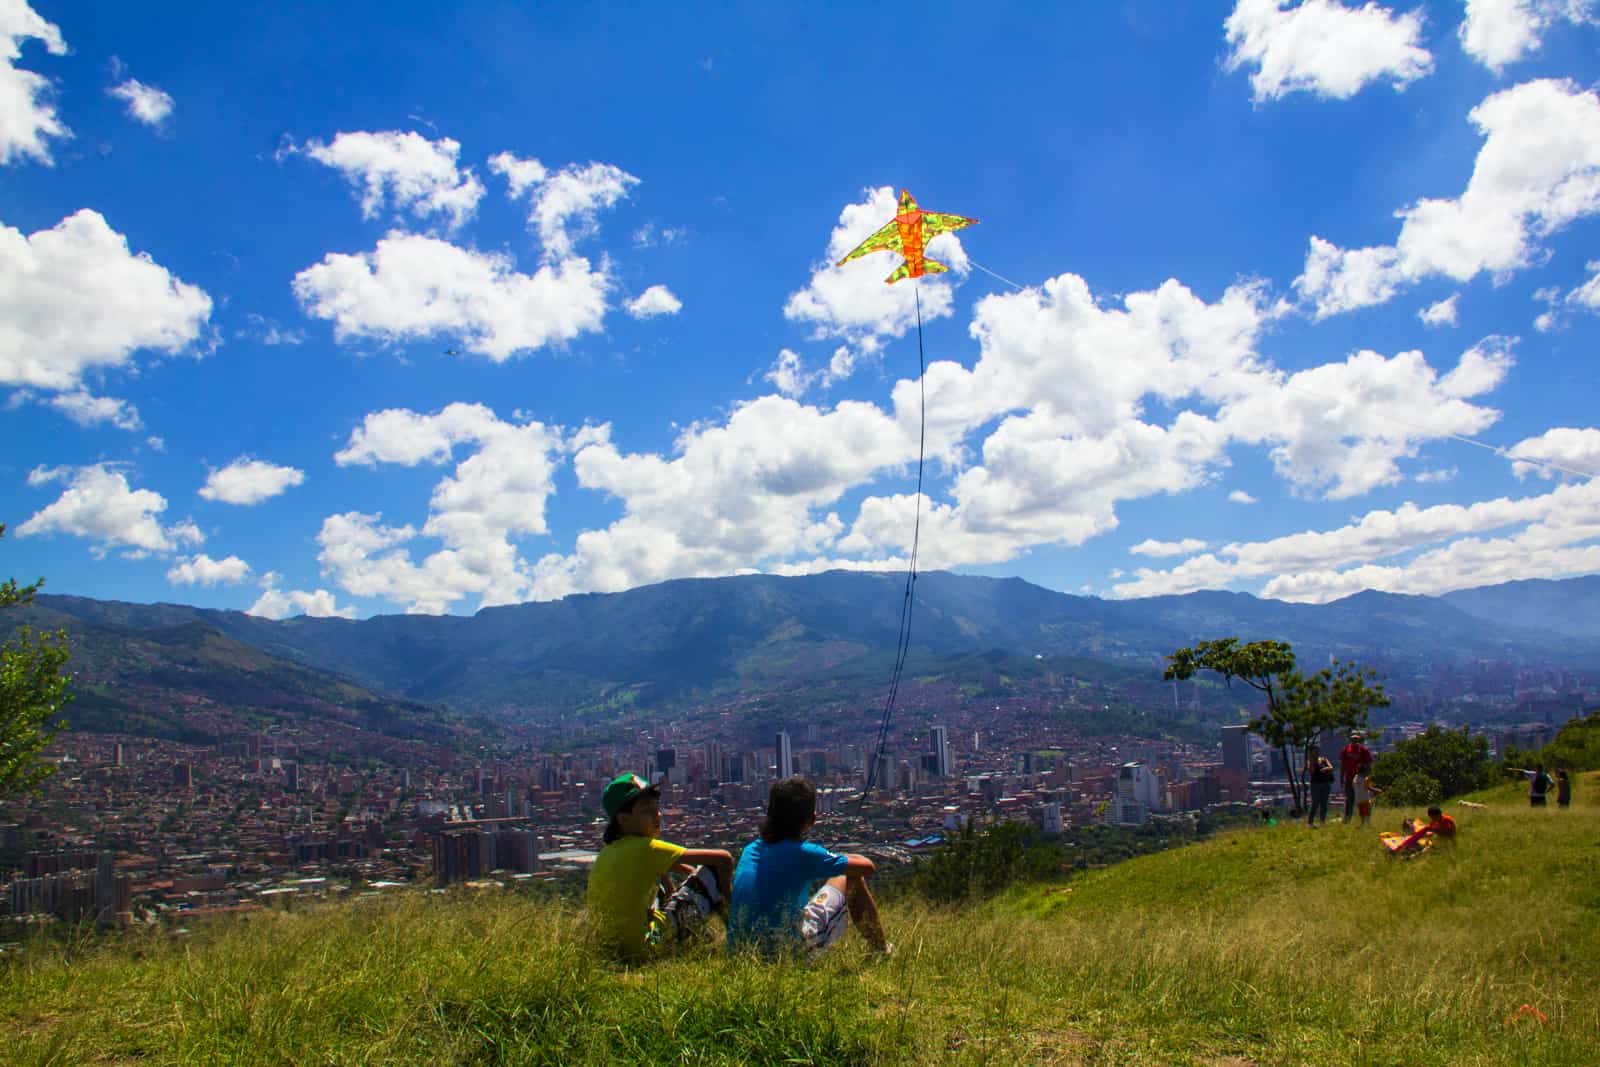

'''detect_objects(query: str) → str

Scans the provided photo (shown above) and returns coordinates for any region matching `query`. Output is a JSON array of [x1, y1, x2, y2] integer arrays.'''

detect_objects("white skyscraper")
[[1113, 762, 1162, 826], [775, 730, 794, 778]]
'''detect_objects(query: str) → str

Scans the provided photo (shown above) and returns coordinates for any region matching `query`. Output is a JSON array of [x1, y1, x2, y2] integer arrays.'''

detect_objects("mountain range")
[[16, 571, 1600, 730]]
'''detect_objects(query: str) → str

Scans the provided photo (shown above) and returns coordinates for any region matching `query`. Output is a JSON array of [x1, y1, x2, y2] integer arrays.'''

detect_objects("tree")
[[1371, 725, 1495, 803], [1, 524, 72, 795], [1165, 639, 1387, 811]]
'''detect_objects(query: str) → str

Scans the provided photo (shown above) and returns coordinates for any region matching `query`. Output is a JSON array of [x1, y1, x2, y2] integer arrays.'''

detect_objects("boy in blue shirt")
[[727, 775, 888, 956]]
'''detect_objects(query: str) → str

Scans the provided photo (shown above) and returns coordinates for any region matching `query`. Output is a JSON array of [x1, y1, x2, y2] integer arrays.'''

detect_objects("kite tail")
[[861, 285, 927, 808]]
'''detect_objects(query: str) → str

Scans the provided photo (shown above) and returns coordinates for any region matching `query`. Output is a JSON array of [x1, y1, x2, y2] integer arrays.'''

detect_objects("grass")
[[4, 775, 1597, 1065]]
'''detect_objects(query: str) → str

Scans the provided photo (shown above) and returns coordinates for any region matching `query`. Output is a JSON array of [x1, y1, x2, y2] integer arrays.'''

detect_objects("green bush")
[[1372, 725, 1495, 801], [1381, 770, 1441, 807]]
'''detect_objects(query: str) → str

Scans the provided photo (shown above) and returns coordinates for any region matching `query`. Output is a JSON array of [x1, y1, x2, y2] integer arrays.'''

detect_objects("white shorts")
[[799, 883, 849, 952]]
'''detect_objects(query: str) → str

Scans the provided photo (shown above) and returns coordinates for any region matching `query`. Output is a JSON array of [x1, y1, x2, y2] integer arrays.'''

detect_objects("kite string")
[[862, 286, 927, 807], [968, 258, 1027, 292]]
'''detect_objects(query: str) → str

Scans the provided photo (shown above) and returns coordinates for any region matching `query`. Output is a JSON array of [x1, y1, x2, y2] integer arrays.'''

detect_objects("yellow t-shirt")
[[586, 836, 686, 956]]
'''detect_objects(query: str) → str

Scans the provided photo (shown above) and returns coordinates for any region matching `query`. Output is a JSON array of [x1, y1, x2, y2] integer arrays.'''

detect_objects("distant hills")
[[19, 571, 1600, 728]]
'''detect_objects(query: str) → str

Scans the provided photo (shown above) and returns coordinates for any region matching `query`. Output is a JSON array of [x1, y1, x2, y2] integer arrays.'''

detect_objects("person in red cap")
[[1339, 731, 1373, 824], [585, 772, 733, 959]]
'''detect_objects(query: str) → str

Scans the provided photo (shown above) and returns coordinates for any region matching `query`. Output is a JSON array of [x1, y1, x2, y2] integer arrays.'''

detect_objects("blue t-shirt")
[[726, 837, 850, 951]]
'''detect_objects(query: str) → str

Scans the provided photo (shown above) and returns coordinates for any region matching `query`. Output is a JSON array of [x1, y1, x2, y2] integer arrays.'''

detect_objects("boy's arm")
[[843, 853, 876, 878]]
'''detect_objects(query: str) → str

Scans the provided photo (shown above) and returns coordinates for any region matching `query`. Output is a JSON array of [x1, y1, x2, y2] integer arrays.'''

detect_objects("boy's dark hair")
[[760, 776, 817, 843], [602, 785, 660, 845], [1427, 805, 1442, 818]]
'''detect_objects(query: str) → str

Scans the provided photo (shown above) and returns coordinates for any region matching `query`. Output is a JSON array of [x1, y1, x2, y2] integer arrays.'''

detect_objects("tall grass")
[[5, 777, 1596, 1065]]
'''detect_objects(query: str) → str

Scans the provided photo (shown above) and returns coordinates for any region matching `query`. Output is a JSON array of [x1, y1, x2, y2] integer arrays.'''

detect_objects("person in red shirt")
[[1394, 806, 1456, 853], [1339, 731, 1374, 823]]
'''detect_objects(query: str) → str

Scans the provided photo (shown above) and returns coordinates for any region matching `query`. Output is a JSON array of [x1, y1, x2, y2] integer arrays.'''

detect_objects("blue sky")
[[3, 0, 1599, 619]]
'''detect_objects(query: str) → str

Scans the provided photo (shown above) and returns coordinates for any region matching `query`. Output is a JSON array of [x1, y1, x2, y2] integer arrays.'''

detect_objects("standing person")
[[727, 776, 889, 958], [1339, 731, 1374, 823], [1508, 764, 1555, 808], [1554, 769, 1572, 809], [1353, 772, 1381, 827], [1307, 746, 1336, 828], [586, 772, 734, 960]]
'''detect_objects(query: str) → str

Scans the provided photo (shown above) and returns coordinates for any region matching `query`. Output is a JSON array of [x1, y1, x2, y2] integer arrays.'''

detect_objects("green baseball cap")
[[602, 772, 654, 821]]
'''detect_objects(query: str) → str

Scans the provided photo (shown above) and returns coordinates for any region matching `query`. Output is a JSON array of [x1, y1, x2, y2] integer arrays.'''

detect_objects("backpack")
[[1532, 772, 1552, 795]]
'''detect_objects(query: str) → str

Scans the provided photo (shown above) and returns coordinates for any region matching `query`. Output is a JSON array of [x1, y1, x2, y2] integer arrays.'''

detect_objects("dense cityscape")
[[2, 660, 1587, 929]]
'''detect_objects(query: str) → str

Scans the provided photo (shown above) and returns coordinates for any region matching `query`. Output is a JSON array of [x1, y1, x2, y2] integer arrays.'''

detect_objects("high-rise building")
[[656, 748, 676, 776], [1039, 801, 1064, 836], [775, 731, 794, 779], [1221, 725, 1251, 772], [112, 743, 124, 768], [930, 725, 951, 778], [284, 761, 299, 792], [704, 740, 724, 782], [172, 763, 192, 790], [1113, 762, 1162, 826]]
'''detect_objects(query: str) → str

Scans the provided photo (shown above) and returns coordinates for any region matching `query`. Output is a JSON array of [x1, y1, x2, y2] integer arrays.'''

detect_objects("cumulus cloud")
[[1567, 260, 1600, 310], [167, 553, 251, 586], [0, 0, 67, 164], [492, 153, 640, 259], [784, 187, 971, 378], [17, 463, 203, 556], [1506, 426, 1600, 478], [1459, 0, 1596, 73], [0, 209, 213, 390], [1219, 339, 1512, 498], [624, 284, 682, 319], [199, 458, 306, 505], [248, 571, 355, 619], [292, 232, 608, 360], [1297, 79, 1600, 317], [1418, 293, 1459, 327], [304, 130, 484, 230], [1113, 475, 1600, 600], [107, 78, 174, 126], [47, 390, 142, 430], [1223, 0, 1432, 103], [322, 403, 565, 612], [765, 348, 820, 397], [1229, 490, 1258, 503], [1130, 538, 1210, 557]]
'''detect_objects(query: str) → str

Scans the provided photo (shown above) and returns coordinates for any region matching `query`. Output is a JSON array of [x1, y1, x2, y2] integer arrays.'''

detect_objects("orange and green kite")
[[836, 188, 978, 284]]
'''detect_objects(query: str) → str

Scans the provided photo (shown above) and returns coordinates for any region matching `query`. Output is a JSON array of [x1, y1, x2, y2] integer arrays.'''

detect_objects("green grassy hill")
[[6, 778, 1597, 1066]]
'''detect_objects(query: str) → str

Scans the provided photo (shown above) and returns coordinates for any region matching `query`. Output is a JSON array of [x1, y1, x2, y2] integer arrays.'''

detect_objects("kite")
[[836, 189, 978, 284]]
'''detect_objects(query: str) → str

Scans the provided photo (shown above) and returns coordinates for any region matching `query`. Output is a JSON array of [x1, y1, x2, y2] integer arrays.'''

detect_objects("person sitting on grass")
[[586, 772, 734, 960], [726, 775, 889, 958], [1393, 805, 1456, 854]]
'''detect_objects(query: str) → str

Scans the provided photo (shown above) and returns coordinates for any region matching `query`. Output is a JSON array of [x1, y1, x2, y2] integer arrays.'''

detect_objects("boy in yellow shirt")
[[586, 772, 733, 959]]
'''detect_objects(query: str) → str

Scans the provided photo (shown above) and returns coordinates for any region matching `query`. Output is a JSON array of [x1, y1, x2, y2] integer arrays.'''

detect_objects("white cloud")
[[494, 155, 640, 259], [0, 0, 67, 165], [304, 131, 484, 230], [239, 313, 305, 346], [17, 463, 202, 556], [167, 553, 251, 586], [1113, 476, 1600, 600], [199, 458, 306, 505], [1418, 293, 1460, 327], [1459, 0, 1596, 73], [1223, 0, 1432, 103], [1229, 490, 1258, 503], [1567, 260, 1600, 310], [145, 436, 165, 452], [248, 571, 355, 620], [1506, 426, 1600, 478], [323, 403, 565, 612], [0, 209, 213, 390], [486, 151, 546, 198], [783, 187, 971, 378], [292, 232, 608, 360], [765, 348, 820, 397], [1220, 340, 1511, 498], [107, 78, 174, 126], [1414, 466, 1457, 482], [632, 222, 685, 247], [1130, 537, 1210, 557], [47, 390, 142, 430], [1297, 79, 1600, 317], [624, 284, 682, 319], [532, 396, 911, 599]]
